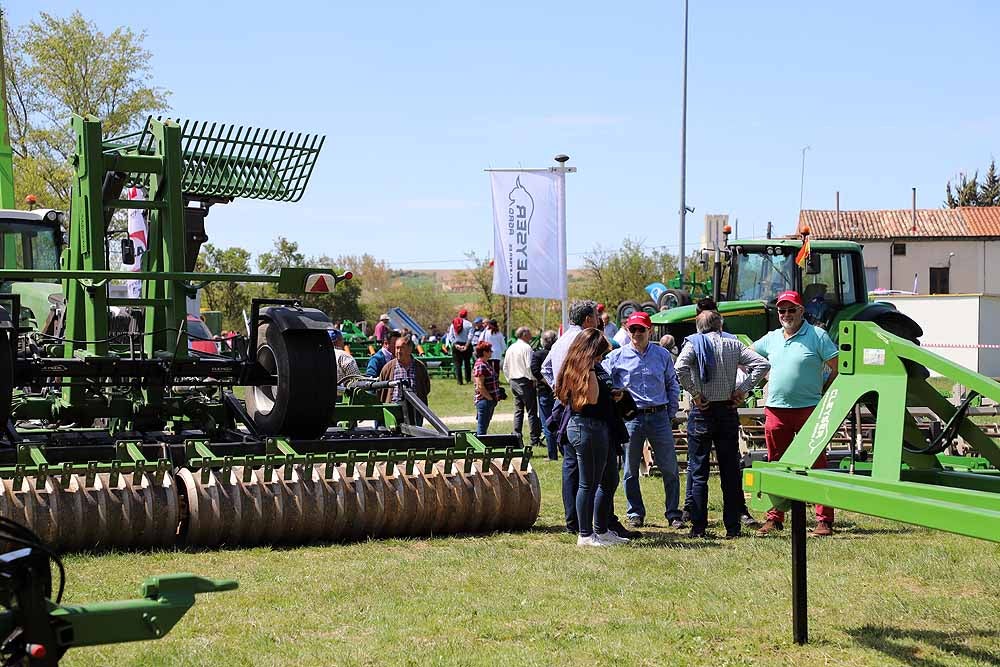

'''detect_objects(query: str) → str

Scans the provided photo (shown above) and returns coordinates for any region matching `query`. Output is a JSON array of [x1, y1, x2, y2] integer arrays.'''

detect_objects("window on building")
[[893, 243, 906, 256], [929, 267, 950, 294], [864, 266, 879, 291]]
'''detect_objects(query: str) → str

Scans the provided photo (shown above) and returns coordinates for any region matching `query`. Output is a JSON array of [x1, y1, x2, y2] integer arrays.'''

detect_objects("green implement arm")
[[743, 321, 1000, 644]]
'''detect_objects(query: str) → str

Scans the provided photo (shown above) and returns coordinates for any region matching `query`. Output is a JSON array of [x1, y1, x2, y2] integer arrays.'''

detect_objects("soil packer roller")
[[0, 115, 539, 550]]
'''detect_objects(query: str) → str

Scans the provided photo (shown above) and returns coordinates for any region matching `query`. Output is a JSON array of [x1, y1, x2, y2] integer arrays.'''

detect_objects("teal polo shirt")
[[753, 322, 838, 409]]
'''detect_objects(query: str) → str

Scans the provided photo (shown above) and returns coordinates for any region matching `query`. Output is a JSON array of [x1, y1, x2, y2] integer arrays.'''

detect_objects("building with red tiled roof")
[[796, 207, 1000, 294]]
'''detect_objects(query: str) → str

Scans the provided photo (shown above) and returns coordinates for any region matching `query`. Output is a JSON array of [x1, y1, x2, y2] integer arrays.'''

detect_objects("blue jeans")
[[475, 399, 497, 435], [567, 415, 618, 537], [623, 410, 681, 522], [537, 391, 558, 460], [686, 403, 743, 534]]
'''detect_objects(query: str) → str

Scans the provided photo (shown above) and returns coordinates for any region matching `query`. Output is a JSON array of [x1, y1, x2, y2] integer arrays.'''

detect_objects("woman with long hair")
[[556, 328, 626, 547]]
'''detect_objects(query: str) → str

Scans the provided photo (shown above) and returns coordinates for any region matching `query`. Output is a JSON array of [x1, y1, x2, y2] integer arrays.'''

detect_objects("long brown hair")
[[556, 329, 611, 411]]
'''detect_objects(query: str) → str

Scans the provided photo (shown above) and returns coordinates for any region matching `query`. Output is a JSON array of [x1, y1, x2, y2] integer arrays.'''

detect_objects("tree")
[[944, 161, 1000, 207], [461, 251, 503, 322], [3, 11, 169, 209], [575, 238, 679, 311], [195, 244, 252, 331]]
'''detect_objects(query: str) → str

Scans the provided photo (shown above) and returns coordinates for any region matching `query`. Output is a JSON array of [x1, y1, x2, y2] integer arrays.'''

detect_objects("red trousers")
[[764, 406, 835, 524]]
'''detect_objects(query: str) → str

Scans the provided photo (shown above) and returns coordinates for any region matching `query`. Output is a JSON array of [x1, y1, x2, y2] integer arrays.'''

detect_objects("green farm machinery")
[[744, 321, 1000, 642], [0, 515, 234, 665], [0, 113, 538, 551]]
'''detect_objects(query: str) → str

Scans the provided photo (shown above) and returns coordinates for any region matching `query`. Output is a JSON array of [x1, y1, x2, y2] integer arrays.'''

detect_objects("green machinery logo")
[[807, 388, 839, 455]]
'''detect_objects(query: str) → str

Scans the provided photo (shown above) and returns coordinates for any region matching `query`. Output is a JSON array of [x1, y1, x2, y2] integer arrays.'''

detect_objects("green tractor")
[[650, 231, 922, 346]]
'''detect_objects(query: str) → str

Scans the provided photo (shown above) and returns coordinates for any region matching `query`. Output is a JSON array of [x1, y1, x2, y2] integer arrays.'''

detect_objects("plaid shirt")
[[391, 359, 418, 402], [675, 332, 770, 402], [473, 358, 499, 403]]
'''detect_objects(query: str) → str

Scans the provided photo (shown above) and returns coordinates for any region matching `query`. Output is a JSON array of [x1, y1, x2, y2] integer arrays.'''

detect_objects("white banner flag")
[[489, 171, 566, 299], [122, 186, 149, 299]]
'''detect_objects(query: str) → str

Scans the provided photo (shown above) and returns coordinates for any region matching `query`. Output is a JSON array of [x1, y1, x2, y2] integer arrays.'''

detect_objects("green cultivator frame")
[[744, 321, 1000, 643], [0, 114, 538, 550]]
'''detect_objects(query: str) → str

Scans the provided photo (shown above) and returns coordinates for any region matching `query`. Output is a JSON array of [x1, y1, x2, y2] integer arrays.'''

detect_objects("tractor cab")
[[0, 209, 65, 330], [729, 239, 866, 332]]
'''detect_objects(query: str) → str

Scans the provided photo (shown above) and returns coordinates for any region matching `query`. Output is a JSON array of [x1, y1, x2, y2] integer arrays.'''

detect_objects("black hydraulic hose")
[[904, 390, 979, 456]]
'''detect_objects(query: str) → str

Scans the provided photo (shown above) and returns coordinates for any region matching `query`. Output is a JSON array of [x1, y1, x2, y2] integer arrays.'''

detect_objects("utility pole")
[[678, 0, 690, 277]]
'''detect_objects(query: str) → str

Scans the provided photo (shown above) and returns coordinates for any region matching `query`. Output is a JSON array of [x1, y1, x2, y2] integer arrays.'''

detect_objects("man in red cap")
[[446, 309, 474, 385], [602, 310, 683, 529], [752, 290, 839, 536]]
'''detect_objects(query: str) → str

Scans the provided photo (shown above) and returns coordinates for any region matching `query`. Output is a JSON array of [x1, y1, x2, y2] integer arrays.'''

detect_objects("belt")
[[635, 404, 667, 415]]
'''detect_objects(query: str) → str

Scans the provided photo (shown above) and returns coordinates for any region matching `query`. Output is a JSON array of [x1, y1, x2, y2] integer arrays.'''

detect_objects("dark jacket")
[[530, 348, 553, 398], [547, 366, 629, 452], [378, 358, 431, 404]]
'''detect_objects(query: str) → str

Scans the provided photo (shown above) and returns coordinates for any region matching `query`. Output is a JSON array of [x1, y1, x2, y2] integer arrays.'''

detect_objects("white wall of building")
[[874, 294, 1000, 377], [860, 239, 994, 294]]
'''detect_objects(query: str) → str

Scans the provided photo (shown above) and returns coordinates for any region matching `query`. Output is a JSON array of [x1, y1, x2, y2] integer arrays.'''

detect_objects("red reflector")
[[27, 644, 47, 658], [304, 273, 334, 293]]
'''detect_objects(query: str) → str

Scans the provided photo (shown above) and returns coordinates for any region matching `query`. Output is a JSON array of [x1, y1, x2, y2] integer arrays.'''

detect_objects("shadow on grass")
[[847, 625, 1000, 667]]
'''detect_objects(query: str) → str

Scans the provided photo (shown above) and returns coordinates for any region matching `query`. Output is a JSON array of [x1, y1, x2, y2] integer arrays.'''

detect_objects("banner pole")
[[554, 155, 570, 330]]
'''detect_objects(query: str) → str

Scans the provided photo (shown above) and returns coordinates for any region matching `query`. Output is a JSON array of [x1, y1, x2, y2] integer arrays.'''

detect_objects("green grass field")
[[56, 380, 1000, 666]]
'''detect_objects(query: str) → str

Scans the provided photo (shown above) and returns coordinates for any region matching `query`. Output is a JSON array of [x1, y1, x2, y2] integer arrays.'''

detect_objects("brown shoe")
[[811, 521, 833, 537], [756, 519, 784, 536]]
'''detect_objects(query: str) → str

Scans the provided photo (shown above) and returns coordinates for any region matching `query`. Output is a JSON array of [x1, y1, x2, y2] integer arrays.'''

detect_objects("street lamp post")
[[679, 0, 690, 277]]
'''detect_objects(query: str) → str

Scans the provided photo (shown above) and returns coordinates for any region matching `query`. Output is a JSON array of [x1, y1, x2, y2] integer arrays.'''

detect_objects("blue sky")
[[10, 1, 1000, 269]]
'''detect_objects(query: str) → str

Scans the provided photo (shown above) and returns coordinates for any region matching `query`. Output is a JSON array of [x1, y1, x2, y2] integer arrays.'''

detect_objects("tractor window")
[[838, 253, 860, 304], [802, 253, 839, 306], [734, 251, 796, 302], [0, 221, 61, 272]]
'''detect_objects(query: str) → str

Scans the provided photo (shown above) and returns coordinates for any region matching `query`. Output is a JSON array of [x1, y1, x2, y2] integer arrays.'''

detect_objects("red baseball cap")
[[775, 290, 803, 307], [625, 311, 653, 330], [596, 303, 605, 313], [458, 308, 468, 317]]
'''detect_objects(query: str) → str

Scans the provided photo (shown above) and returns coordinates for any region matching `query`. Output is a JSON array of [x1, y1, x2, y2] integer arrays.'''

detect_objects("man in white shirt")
[[503, 326, 541, 447]]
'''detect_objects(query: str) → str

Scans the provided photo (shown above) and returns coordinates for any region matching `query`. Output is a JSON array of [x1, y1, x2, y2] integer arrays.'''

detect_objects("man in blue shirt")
[[752, 290, 839, 537], [366, 329, 401, 377], [603, 311, 683, 528]]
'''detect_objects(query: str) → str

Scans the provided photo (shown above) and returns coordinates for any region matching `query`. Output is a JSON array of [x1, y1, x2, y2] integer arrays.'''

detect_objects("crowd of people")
[[329, 289, 839, 544]]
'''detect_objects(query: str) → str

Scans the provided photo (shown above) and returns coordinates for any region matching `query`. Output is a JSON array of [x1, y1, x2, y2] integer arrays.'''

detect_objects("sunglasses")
[[777, 307, 800, 314], [628, 326, 649, 334]]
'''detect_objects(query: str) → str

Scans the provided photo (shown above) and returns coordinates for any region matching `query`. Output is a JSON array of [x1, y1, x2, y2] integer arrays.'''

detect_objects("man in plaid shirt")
[[675, 310, 770, 538]]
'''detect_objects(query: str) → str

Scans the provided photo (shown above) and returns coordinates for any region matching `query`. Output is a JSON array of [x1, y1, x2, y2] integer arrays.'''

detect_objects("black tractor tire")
[[617, 300, 642, 323], [641, 301, 658, 315], [246, 323, 337, 439], [657, 289, 693, 311]]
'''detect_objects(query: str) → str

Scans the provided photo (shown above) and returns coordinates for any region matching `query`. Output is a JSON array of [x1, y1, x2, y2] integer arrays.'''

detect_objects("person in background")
[[486, 319, 507, 361], [379, 334, 431, 426], [329, 329, 362, 388], [373, 313, 391, 343], [556, 329, 627, 547], [659, 334, 678, 359], [601, 312, 618, 341], [469, 317, 488, 350], [473, 341, 500, 435], [675, 311, 769, 538], [753, 290, 839, 537], [531, 330, 559, 461], [503, 326, 542, 449], [366, 329, 400, 377], [602, 311, 683, 530], [446, 310, 473, 385]]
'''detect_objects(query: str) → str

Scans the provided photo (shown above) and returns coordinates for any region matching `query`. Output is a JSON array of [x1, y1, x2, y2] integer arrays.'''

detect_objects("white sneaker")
[[594, 531, 627, 546], [577, 534, 606, 547]]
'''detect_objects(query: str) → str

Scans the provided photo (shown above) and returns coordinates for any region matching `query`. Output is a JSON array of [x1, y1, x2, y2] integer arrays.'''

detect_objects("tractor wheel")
[[617, 300, 641, 323], [657, 288, 691, 311], [641, 301, 658, 315], [246, 323, 337, 439]]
